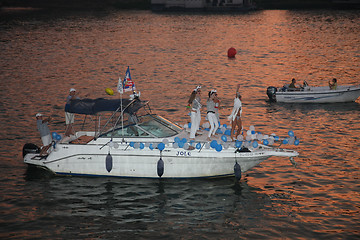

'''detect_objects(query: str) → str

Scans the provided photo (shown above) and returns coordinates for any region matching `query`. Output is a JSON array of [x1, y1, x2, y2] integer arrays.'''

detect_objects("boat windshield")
[[100, 114, 182, 138]]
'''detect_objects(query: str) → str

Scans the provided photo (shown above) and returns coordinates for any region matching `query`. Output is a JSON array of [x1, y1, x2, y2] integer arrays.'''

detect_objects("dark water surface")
[[0, 9, 359, 239]]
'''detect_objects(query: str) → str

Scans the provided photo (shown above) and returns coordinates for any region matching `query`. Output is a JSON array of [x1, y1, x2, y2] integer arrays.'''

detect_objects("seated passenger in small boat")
[[288, 78, 300, 91], [329, 78, 337, 90]]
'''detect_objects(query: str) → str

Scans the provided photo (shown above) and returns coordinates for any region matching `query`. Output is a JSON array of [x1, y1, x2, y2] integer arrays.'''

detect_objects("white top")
[[228, 97, 242, 121]]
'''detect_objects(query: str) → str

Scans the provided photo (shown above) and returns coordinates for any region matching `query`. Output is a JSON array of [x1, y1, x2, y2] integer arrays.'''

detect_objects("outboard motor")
[[266, 86, 277, 102], [23, 143, 40, 157]]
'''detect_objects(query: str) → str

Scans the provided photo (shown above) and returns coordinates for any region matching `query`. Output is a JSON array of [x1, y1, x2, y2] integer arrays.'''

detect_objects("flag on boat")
[[122, 66, 135, 92]]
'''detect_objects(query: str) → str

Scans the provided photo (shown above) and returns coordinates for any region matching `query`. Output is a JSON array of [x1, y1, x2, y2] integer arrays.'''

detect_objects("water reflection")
[[16, 172, 280, 238]]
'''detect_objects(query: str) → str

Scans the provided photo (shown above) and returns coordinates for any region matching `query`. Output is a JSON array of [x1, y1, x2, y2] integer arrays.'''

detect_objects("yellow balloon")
[[105, 88, 114, 95]]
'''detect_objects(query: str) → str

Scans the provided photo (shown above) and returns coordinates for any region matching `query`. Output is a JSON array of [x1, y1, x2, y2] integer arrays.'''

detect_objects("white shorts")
[[65, 112, 75, 124], [41, 134, 52, 146]]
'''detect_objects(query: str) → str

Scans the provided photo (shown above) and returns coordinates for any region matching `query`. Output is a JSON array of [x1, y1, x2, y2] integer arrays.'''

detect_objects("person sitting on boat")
[[228, 84, 243, 141], [206, 90, 219, 141], [288, 78, 300, 91], [329, 78, 337, 90], [187, 86, 202, 140], [36, 113, 52, 155]]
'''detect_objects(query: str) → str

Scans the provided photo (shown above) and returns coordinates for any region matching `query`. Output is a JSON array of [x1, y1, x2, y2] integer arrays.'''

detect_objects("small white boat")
[[267, 84, 360, 103], [23, 97, 298, 179]]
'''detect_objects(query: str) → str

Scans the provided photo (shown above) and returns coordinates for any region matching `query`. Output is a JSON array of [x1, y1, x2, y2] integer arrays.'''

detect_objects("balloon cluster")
[[51, 132, 62, 141], [124, 125, 299, 153], [237, 125, 300, 148], [128, 139, 169, 151]]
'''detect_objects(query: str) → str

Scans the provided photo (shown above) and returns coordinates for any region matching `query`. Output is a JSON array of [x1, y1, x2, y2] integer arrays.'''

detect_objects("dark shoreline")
[[1, 0, 360, 11]]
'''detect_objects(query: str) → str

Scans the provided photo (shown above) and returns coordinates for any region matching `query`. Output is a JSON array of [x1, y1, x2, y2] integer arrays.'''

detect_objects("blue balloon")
[[55, 134, 62, 141], [223, 124, 227, 128], [204, 128, 210, 131], [178, 141, 185, 148], [221, 135, 227, 142], [130, 142, 135, 147], [216, 129, 223, 134], [158, 142, 165, 151], [224, 129, 231, 136], [52, 132, 58, 139], [283, 138, 289, 144], [263, 139, 269, 145], [174, 137, 180, 143], [149, 143, 154, 150], [288, 130, 294, 137], [294, 139, 300, 145], [181, 138, 187, 143], [188, 122, 191, 128], [235, 141, 242, 148], [216, 144, 223, 152], [251, 130, 256, 135], [140, 143, 145, 149], [196, 142, 201, 149], [274, 136, 280, 141], [252, 141, 258, 148], [210, 140, 218, 149]]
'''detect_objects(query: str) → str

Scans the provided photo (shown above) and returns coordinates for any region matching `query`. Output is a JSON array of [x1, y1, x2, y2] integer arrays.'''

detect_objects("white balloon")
[[247, 130, 252, 136], [113, 142, 119, 149], [109, 141, 114, 147], [184, 143, 189, 150], [203, 122, 210, 128], [173, 142, 178, 148], [237, 135, 244, 141], [205, 142, 210, 149], [162, 138, 169, 144], [134, 142, 140, 149], [245, 135, 251, 141], [250, 125, 255, 131], [145, 142, 150, 147]]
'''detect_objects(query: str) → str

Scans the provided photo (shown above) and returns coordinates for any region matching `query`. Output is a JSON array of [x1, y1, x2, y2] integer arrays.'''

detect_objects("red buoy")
[[227, 47, 237, 58]]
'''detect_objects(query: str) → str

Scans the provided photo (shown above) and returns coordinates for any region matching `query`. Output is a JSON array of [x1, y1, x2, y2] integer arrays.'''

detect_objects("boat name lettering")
[[176, 151, 191, 156]]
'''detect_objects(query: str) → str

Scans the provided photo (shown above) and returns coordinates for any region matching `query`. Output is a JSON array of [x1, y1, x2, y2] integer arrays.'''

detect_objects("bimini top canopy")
[[65, 98, 146, 115]]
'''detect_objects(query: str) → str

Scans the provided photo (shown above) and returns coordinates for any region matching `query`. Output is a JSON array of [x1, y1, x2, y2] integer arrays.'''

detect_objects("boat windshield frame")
[[99, 114, 182, 139]]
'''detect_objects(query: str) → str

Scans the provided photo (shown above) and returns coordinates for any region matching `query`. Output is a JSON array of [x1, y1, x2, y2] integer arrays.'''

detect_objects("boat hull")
[[24, 142, 297, 179], [273, 85, 360, 103]]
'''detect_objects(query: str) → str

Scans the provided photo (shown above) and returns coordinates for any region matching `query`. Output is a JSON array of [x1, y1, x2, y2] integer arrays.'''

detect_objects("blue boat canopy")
[[65, 98, 146, 115]]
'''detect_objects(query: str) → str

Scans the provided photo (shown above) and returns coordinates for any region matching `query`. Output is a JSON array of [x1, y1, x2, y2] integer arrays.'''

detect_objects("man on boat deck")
[[64, 88, 80, 136], [36, 113, 52, 155]]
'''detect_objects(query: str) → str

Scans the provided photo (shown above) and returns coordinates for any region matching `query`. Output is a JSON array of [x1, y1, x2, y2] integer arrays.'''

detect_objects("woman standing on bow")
[[187, 86, 202, 140], [206, 90, 219, 141], [228, 84, 242, 141]]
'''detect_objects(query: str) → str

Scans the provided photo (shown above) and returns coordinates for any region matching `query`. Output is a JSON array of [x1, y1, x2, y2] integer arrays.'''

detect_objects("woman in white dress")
[[187, 86, 202, 140], [228, 84, 242, 141]]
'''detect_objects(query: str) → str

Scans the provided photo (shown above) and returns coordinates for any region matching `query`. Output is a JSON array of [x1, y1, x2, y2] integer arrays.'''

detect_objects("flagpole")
[[117, 72, 124, 143]]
